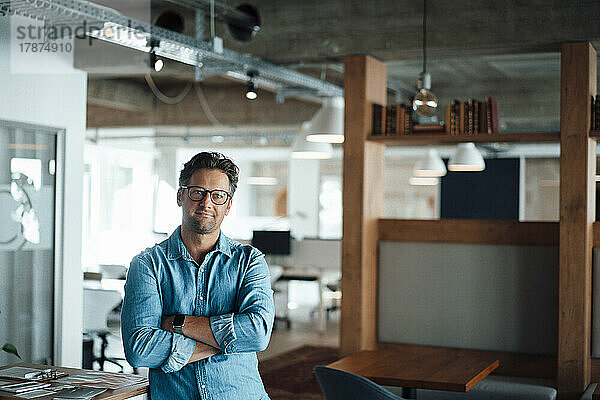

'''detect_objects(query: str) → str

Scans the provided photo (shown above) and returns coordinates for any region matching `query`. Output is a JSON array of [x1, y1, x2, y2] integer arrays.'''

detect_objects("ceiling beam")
[[87, 79, 320, 127], [88, 79, 153, 112]]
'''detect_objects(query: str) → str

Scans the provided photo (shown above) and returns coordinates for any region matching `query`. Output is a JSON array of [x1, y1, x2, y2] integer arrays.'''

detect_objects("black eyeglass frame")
[[180, 185, 232, 205]]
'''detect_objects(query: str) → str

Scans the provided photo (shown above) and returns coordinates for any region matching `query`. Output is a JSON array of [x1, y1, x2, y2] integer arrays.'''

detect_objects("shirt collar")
[[167, 226, 233, 260]]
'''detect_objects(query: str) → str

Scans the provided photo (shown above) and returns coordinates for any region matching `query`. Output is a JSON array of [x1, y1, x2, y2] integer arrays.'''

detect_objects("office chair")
[[82, 288, 125, 371], [314, 366, 406, 400]]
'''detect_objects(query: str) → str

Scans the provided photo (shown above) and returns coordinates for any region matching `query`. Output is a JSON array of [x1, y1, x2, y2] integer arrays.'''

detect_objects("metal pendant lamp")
[[305, 97, 345, 143], [448, 142, 485, 171], [412, 0, 439, 117], [291, 122, 333, 159], [413, 148, 447, 177]]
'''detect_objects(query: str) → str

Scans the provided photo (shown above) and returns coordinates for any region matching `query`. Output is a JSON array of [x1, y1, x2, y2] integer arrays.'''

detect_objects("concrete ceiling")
[[84, 0, 600, 137]]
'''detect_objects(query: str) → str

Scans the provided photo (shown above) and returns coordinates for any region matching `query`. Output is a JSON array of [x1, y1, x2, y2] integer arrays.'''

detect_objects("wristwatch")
[[173, 314, 186, 335]]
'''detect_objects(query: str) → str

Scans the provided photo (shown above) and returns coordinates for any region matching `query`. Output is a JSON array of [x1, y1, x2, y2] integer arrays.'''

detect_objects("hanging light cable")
[[413, 0, 438, 117]]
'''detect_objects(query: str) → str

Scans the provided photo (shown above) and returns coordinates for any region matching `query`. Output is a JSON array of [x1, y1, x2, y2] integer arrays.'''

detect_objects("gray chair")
[[314, 366, 406, 400], [579, 383, 597, 400]]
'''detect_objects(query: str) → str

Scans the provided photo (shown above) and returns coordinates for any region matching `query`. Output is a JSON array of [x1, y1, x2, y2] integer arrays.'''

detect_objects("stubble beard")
[[184, 212, 218, 234]]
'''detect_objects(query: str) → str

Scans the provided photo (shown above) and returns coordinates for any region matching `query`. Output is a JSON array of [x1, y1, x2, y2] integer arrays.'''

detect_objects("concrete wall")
[[0, 15, 87, 367]]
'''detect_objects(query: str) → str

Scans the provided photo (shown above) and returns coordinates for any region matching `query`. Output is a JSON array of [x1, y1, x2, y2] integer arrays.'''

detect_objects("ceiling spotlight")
[[246, 71, 258, 100], [246, 81, 258, 100], [150, 52, 164, 72], [147, 38, 163, 72], [412, 0, 438, 117]]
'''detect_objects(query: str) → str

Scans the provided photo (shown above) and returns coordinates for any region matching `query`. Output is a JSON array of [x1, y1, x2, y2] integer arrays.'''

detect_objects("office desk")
[[327, 344, 499, 399], [0, 363, 148, 400], [275, 266, 327, 332]]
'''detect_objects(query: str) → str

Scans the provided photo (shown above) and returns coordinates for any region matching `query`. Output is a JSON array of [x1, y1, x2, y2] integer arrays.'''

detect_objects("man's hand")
[[187, 341, 220, 364]]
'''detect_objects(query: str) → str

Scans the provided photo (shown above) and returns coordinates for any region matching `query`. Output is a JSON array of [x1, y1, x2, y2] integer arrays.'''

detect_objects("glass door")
[[0, 121, 63, 365]]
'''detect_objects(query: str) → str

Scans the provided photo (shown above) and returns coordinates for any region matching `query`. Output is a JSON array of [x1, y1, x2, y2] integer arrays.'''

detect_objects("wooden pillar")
[[558, 42, 597, 397], [340, 55, 387, 355]]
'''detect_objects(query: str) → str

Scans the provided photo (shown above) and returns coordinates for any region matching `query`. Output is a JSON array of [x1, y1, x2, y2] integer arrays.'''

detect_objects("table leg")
[[317, 274, 325, 333], [402, 387, 417, 399]]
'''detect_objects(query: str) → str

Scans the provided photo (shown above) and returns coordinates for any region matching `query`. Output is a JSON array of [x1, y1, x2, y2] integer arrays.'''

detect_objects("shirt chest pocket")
[[204, 271, 240, 315], [160, 276, 197, 315]]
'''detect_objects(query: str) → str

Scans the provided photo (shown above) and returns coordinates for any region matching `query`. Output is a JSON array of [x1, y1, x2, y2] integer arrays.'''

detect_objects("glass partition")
[[0, 120, 63, 365]]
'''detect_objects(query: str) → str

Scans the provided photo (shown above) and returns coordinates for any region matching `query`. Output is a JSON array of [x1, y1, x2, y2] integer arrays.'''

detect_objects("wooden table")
[[0, 363, 148, 400], [327, 344, 499, 399]]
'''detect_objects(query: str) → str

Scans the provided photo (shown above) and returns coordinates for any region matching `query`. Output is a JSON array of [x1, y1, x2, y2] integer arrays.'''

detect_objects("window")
[[82, 144, 158, 268]]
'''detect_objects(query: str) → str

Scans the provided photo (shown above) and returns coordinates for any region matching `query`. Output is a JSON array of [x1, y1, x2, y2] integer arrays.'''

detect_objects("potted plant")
[[1, 310, 20, 359]]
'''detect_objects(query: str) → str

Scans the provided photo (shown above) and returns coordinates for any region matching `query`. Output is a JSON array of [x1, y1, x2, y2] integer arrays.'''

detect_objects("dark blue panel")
[[441, 158, 519, 220]]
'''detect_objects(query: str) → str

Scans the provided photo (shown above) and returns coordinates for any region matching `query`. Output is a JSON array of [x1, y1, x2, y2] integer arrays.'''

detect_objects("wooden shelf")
[[379, 219, 559, 246], [368, 131, 560, 145]]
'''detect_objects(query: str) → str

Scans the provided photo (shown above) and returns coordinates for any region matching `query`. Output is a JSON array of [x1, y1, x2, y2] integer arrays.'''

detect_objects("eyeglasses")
[[181, 186, 231, 205]]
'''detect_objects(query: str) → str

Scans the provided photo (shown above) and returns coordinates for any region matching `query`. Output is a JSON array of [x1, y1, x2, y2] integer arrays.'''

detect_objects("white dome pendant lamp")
[[448, 142, 485, 172]]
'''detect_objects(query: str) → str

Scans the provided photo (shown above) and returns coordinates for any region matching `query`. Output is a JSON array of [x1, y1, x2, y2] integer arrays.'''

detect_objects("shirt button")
[[201, 384, 206, 389], [199, 296, 204, 300]]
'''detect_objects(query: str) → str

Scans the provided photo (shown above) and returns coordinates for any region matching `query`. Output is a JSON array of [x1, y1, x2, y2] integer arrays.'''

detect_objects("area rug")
[[259, 345, 340, 400]]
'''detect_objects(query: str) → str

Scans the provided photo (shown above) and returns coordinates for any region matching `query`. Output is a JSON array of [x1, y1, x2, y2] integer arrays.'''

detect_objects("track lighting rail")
[[2, 0, 343, 98]]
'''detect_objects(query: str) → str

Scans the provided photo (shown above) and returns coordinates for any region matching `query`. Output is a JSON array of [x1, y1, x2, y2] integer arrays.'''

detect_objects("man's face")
[[178, 168, 232, 235]]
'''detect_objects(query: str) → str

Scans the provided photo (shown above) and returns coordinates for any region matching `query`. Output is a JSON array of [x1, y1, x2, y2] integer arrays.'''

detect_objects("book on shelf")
[[467, 98, 474, 135], [444, 97, 500, 136], [473, 99, 479, 136], [412, 124, 445, 133], [478, 98, 488, 134], [396, 103, 404, 136], [371, 104, 385, 135], [385, 104, 397, 135], [404, 104, 414, 135], [486, 97, 500, 134], [371, 103, 416, 136]]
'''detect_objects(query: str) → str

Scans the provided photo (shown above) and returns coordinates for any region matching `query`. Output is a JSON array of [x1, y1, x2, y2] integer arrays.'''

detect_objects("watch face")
[[173, 314, 186, 327]]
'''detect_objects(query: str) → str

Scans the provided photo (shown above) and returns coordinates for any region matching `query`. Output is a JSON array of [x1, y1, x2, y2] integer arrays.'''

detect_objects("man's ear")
[[177, 189, 182, 207], [225, 198, 232, 216]]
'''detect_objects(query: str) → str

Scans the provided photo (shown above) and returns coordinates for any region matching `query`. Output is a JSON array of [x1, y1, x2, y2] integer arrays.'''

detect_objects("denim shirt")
[[121, 227, 274, 400]]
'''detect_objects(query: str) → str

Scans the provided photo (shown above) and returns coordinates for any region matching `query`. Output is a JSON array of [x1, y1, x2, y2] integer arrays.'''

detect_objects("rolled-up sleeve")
[[121, 256, 196, 373], [209, 250, 275, 354]]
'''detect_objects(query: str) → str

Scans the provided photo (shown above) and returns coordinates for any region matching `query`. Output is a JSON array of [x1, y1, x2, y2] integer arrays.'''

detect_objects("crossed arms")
[[160, 315, 220, 364], [121, 250, 274, 373]]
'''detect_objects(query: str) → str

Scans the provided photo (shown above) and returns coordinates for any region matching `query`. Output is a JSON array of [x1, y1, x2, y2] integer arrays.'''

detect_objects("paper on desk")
[[15, 389, 55, 399], [52, 387, 107, 399], [55, 371, 147, 389], [0, 367, 44, 380]]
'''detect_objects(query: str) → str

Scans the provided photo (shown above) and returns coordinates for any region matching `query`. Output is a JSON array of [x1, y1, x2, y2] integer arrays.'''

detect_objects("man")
[[121, 151, 275, 400]]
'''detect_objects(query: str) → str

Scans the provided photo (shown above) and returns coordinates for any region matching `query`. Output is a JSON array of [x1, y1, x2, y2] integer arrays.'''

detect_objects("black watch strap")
[[173, 314, 186, 335]]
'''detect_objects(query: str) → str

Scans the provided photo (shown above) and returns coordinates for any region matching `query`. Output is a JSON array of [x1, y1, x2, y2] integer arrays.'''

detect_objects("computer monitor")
[[251, 230, 291, 255]]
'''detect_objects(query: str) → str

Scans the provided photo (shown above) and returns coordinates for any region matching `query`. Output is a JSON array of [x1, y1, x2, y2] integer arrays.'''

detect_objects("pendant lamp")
[[412, 0, 438, 117], [448, 143, 485, 171], [305, 97, 345, 143], [291, 123, 333, 159], [413, 148, 446, 177]]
